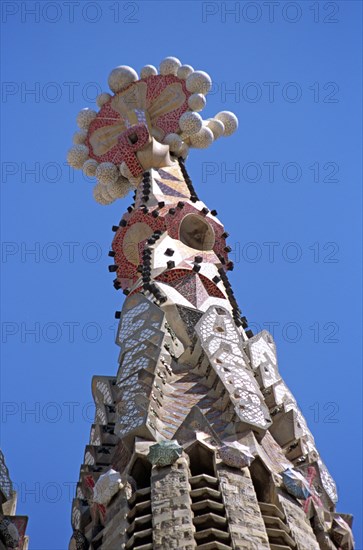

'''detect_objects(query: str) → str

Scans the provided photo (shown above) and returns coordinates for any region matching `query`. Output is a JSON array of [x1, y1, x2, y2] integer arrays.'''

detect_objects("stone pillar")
[[151, 456, 195, 549], [97, 491, 129, 550], [217, 466, 270, 550]]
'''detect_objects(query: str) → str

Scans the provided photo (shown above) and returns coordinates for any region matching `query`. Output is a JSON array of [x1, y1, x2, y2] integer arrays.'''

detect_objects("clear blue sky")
[[1, 1, 362, 548]]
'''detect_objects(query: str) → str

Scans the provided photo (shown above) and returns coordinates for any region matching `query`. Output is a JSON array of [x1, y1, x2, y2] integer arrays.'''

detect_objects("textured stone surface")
[[151, 457, 195, 549], [278, 492, 320, 550], [99, 506, 129, 549], [217, 466, 270, 549], [195, 306, 271, 435]]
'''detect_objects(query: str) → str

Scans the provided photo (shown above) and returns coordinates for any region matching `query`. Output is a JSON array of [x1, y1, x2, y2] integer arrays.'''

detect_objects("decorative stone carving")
[[93, 469, 123, 506], [218, 441, 255, 469], [147, 440, 183, 466], [282, 467, 311, 499], [67, 57, 238, 204]]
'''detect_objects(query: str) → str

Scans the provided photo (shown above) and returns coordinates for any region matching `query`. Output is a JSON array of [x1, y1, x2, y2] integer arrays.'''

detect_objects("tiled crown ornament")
[[67, 56, 238, 205]]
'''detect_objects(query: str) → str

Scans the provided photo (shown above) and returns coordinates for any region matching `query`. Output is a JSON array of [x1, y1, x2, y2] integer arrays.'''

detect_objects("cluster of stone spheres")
[[0, 57, 354, 550]]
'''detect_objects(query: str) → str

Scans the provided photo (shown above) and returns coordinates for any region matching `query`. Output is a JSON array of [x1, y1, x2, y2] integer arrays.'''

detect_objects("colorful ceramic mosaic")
[[111, 165, 231, 293], [147, 440, 183, 467], [282, 467, 311, 499], [67, 57, 238, 204]]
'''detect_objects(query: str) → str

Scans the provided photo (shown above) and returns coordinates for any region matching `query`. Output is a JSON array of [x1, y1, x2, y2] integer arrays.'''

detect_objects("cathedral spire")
[[67, 57, 354, 550]]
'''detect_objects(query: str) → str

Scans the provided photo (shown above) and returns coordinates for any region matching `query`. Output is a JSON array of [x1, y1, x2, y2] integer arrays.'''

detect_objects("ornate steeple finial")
[[67, 56, 238, 204]]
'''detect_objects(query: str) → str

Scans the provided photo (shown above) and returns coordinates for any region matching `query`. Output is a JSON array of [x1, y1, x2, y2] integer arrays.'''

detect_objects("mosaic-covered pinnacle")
[[67, 56, 238, 205]]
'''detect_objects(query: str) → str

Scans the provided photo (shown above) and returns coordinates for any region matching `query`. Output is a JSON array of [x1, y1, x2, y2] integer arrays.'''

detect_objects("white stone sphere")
[[188, 93, 206, 112], [206, 118, 225, 139], [82, 159, 98, 177], [67, 144, 89, 169], [119, 161, 133, 179], [179, 111, 203, 136], [100, 185, 115, 204], [215, 111, 238, 136], [95, 162, 119, 185], [73, 130, 87, 144], [107, 177, 132, 199], [96, 93, 111, 108], [186, 71, 212, 95], [140, 65, 158, 78], [76, 108, 97, 130], [108, 66, 138, 93], [179, 142, 190, 159], [177, 65, 194, 80], [159, 56, 181, 76], [163, 133, 183, 153], [93, 184, 107, 205], [190, 127, 214, 149]]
